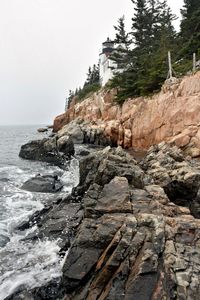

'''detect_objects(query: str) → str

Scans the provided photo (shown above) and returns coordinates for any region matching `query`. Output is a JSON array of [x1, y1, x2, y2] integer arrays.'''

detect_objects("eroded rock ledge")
[[53, 72, 200, 157], [61, 145, 200, 300], [9, 144, 200, 300]]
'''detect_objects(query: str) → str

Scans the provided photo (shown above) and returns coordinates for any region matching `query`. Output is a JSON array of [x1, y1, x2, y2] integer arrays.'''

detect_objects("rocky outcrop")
[[19, 135, 74, 166], [21, 174, 63, 193], [61, 145, 200, 299], [57, 119, 114, 146], [53, 72, 200, 156], [141, 142, 200, 218], [10, 145, 200, 299]]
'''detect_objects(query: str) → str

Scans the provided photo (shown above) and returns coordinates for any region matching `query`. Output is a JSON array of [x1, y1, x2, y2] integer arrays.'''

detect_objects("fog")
[[0, 0, 183, 125]]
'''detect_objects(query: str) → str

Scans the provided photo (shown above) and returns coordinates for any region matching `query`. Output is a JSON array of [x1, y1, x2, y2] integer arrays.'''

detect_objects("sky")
[[0, 0, 184, 125]]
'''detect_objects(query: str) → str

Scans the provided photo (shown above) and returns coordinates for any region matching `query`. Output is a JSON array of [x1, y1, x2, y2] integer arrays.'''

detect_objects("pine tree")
[[91, 64, 100, 84], [110, 0, 177, 101], [180, 0, 200, 57], [131, 0, 149, 51], [113, 15, 131, 49], [84, 66, 92, 86], [110, 16, 132, 71]]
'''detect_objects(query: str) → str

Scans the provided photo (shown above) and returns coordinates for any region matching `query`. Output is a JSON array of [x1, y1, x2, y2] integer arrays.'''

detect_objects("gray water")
[[0, 125, 79, 299]]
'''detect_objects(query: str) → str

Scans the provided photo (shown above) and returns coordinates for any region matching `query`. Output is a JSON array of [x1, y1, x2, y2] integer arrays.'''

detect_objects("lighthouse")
[[99, 38, 117, 86]]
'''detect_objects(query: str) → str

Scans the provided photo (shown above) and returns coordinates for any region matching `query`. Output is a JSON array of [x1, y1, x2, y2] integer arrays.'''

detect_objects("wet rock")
[[5, 278, 65, 300], [0, 234, 10, 247], [37, 127, 48, 133], [19, 136, 74, 166], [13, 144, 200, 299], [21, 174, 63, 193], [19, 194, 83, 249]]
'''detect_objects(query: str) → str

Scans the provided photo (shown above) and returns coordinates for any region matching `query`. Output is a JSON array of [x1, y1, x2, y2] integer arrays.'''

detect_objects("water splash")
[[61, 158, 79, 193], [0, 238, 63, 300]]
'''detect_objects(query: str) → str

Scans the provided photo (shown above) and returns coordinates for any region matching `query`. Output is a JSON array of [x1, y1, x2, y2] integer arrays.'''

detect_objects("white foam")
[[0, 155, 80, 299], [0, 239, 63, 300], [61, 158, 79, 193]]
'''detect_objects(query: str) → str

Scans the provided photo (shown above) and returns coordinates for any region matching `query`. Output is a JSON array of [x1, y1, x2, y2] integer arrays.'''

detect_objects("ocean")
[[0, 125, 79, 299]]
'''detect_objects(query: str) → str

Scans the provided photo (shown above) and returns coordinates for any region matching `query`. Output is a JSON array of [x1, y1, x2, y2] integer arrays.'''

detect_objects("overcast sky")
[[0, 0, 184, 125]]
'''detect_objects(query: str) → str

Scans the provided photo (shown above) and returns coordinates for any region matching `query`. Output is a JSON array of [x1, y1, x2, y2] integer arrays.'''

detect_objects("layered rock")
[[61, 146, 200, 300], [10, 145, 200, 300], [53, 72, 200, 156], [141, 142, 200, 218]]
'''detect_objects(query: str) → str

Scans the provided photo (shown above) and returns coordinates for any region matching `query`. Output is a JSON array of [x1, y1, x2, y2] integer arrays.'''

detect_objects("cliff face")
[[54, 72, 200, 156]]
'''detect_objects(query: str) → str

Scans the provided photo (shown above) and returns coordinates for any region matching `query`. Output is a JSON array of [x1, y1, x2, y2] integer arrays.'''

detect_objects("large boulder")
[[58, 120, 84, 144], [19, 136, 74, 166], [21, 174, 63, 193]]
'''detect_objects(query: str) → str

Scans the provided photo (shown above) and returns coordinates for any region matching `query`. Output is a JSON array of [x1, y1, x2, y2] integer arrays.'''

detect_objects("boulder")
[[19, 136, 74, 166], [21, 174, 63, 193], [84, 177, 132, 218], [58, 120, 84, 144], [57, 135, 74, 155], [37, 127, 48, 133]]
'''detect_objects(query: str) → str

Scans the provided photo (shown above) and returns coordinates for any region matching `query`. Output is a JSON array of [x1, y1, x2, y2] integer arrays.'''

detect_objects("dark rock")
[[37, 128, 48, 133], [19, 194, 83, 249], [19, 136, 74, 166], [0, 234, 10, 247], [5, 279, 65, 300], [13, 143, 200, 299], [78, 146, 149, 195], [84, 177, 132, 218], [21, 174, 63, 193]]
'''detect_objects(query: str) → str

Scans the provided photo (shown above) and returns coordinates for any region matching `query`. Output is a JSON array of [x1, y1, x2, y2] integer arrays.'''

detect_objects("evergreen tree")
[[91, 64, 100, 84], [131, 0, 149, 50], [67, 90, 75, 108], [84, 64, 100, 86], [85, 66, 92, 86], [113, 15, 131, 49], [110, 0, 177, 101], [180, 0, 200, 57], [110, 16, 132, 71]]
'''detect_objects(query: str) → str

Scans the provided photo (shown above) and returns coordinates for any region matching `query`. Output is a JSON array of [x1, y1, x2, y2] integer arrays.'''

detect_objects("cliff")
[[54, 72, 200, 156]]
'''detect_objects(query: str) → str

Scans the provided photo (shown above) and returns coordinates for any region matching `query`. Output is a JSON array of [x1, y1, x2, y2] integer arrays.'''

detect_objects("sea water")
[[0, 125, 79, 299]]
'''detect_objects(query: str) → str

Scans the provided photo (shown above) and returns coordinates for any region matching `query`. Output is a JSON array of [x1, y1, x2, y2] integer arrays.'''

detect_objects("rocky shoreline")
[[53, 72, 200, 158], [6, 128, 200, 299]]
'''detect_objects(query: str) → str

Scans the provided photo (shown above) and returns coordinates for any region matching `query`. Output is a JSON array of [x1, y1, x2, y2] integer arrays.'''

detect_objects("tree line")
[[67, 64, 100, 108], [110, 0, 200, 103], [67, 0, 200, 106]]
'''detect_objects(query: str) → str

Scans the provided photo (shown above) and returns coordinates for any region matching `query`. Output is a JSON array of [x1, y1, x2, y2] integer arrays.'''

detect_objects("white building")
[[99, 38, 117, 86]]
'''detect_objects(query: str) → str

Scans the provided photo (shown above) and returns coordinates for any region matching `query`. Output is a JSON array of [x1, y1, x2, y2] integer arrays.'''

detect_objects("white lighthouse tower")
[[99, 38, 117, 86]]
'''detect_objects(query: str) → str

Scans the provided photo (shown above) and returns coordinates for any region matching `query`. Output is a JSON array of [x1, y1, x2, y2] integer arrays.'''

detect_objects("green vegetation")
[[67, 64, 100, 108], [109, 0, 200, 103], [75, 83, 101, 101], [67, 0, 200, 107]]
